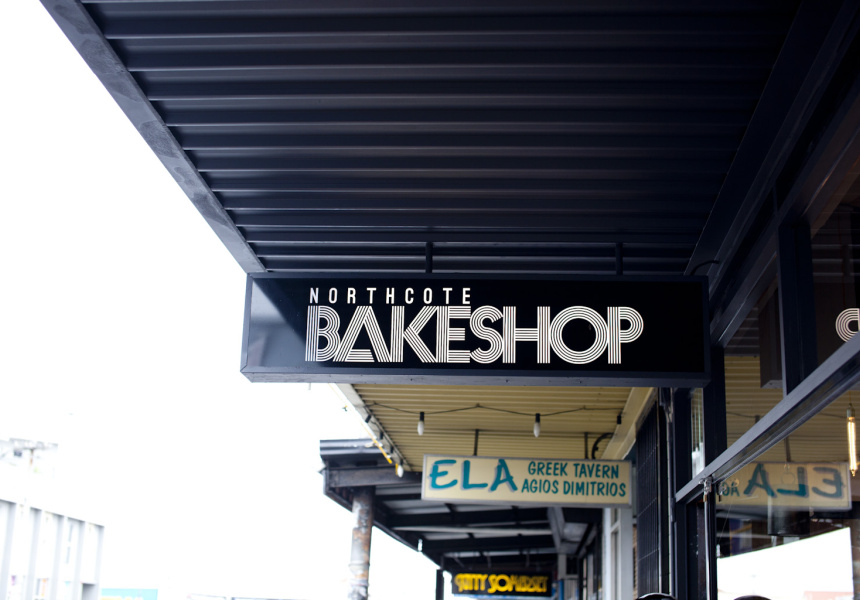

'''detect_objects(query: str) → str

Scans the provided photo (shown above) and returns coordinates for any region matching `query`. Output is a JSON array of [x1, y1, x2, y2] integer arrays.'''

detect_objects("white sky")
[[0, 2, 442, 599]]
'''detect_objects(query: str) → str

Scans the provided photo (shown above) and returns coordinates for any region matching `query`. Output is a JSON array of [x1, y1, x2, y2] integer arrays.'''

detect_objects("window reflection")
[[715, 392, 860, 599]]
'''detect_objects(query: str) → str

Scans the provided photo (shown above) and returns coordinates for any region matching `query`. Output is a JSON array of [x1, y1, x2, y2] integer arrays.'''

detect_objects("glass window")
[[723, 285, 785, 448], [691, 389, 705, 475], [714, 391, 859, 599], [811, 155, 860, 366]]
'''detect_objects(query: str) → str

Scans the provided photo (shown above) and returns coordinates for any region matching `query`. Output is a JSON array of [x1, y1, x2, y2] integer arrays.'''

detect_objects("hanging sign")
[[241, 274, 708, 385], [421, 455, 632, 507], [452, 572, 552, 597], [716, 462, 851, 510]]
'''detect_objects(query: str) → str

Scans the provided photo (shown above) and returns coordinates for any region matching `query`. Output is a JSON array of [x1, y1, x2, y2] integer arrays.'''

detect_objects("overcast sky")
[[0, 3, 441, 599]]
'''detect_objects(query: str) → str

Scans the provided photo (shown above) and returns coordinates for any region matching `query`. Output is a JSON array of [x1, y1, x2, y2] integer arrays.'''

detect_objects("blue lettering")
[[462, 460, 488, 490], [490, 459, 518, 492], [429, 459, 458, 489], [776, 467, 808, 497], [743, 463, 777, 498], [812, 466, 844, 499]]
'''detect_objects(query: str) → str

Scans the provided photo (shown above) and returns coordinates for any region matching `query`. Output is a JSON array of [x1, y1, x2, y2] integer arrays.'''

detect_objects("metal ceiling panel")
[[44, 0, 800, 276]]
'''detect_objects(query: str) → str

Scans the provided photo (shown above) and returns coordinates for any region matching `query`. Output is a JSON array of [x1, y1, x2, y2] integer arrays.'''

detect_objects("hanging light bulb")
[[396, 464, 404, 478], [417, 411, 425, 436], [848, 405, 857, 477], [534, 413, 541, 438]]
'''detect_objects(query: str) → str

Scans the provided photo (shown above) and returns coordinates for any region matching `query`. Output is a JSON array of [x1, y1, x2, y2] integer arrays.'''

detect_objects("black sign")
[[241, 274, 709, 385], [451, 572, 553, 597]]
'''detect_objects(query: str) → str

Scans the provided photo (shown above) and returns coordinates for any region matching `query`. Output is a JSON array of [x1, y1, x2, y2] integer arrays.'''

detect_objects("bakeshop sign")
[[241, 274, 708, 385]]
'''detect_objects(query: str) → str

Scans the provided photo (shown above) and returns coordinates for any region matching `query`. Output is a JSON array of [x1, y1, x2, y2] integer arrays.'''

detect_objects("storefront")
[[38, 0, 860, 597]]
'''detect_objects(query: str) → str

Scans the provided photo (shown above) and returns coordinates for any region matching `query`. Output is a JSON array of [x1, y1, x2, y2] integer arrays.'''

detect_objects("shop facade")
[[38, 0, 860, 597]]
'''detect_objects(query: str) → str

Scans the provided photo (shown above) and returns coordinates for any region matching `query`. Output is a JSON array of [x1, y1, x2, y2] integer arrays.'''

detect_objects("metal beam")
[[686, 0, 859, 281], [702, 347, 727, 465], [327, 467, 421, 488], [387, 508, 548, 529], [777, 220, 818, 392], [422, 535, 555, 554], [241, 228, 700, 245]]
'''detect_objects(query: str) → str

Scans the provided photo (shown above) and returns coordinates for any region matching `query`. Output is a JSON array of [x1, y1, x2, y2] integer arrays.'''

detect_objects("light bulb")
[[396, 464, 404, 478], [534, 413, 541, 438], [848, 405, 857, 477], [418, 412, 425, 436]]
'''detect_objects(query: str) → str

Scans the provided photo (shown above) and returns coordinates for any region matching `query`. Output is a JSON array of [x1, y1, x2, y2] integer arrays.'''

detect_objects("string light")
[[848, 405, 857, 476], [534, 413, 541, 438], [418, 411, 425, 436]]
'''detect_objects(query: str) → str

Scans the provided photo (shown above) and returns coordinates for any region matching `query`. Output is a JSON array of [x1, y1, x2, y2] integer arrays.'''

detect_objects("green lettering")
[[490, 458, 518, 492], [776, 467, 808, 497], [462, 459, 488, 490], [429, 459, 457, 489], [742, 463, 776, 498], [812, 466, 844, 499]]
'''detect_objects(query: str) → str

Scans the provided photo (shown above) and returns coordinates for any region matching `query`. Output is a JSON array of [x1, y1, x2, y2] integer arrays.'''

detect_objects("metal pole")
[[702, 477, 717, 600], [435, 569, 445, 600], [348, 487, 375, 600]]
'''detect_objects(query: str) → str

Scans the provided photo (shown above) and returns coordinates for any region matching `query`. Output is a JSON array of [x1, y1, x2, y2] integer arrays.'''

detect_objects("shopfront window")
[[812, 155, 860, 367], [714, 391, 860, 599], [692, 389, 705, 475], [723, 286, 785, 449]]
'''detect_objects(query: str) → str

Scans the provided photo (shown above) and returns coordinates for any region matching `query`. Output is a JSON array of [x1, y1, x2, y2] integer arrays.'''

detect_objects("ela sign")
[[421, 455, 632, 508], [241, 274, 708, 385]]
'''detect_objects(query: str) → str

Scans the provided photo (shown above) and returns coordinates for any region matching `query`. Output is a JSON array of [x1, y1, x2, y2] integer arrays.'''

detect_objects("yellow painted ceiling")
[[352, 384, 635, 470]]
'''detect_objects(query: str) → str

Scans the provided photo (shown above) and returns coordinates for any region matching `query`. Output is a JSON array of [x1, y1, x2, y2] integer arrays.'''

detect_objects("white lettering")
[[305, 304, 645, 365], [836, 308, 860, 342]]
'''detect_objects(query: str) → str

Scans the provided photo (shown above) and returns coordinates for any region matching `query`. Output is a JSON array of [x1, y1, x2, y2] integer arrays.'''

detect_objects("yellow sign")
[[453, 572, 551, 597], [422, 455, 631, 507], [717, 462, 851, 509]]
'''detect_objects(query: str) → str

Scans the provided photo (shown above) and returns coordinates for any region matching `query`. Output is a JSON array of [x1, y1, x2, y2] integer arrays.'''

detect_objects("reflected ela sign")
[[717, 462, 851, 510], [241, 274, 708, 384], [422, 455, 631, 507]]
